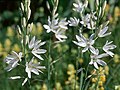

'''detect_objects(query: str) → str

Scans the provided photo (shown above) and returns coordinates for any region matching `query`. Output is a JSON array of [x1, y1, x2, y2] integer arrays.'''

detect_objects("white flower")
[[43, 16, 59, 33], [25, 57, 45, 78], [58, 18, 68, 29], [98, 26, 111, 37], [73, 0, 84, 13], [73, 34, 96, 54], [89, 49, 108, 69], [80, 14, 90, 27], [103, 41, 116, 57], [80, 12, 97, 29], [68, 17, 79, 26], [29, 36, 46, 60], [4, 51, 22, 71], [55, 29, 67, 42], [87, 20, 96, 29]]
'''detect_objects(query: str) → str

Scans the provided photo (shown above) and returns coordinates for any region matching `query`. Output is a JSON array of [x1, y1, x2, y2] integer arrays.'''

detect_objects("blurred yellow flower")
[[105, 4, 110, 13], [41, 83, 47, 90], [114, 54, 120, 63], [100, 75, 106, 82], [98, 81, 103, 87], [12, 44, 21, 52], [36, 22, 43, 35], [55, 82, 62, 90], [100, 86, 104, 90], [104, 66, 109, 75], [6, 27, 14, 37], [4, 39, 11, 51], [91, 77, 97, 83], [114, 7, 120, 17], [79, 58, 83, 64]]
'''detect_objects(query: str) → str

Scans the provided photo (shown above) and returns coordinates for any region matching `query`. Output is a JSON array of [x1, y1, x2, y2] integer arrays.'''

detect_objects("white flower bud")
[[102, 0, 107, 16], [22, 17, 26, 27], [27, 7, 31, 20], [17, 25, 22, 35], [21, 3, 24, 12], [46, 1, 50, 10]]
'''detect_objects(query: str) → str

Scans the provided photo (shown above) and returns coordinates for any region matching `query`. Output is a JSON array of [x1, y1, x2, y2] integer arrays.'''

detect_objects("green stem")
[[48, 40, 52, 90]]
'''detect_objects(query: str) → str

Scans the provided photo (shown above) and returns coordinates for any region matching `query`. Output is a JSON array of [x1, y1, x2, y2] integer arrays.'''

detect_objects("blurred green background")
[[0, 0, 120, 90]]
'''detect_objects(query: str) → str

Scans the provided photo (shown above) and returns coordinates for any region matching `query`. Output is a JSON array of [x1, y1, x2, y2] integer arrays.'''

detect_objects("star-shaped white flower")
[[25, 57, 45, 78], [103, 41, 116, 57], [55, 29, 67, 42], [98, 26, 111, 37], [29, 36, 46, 60], [4, 51, 22, 71], [73, 0, 84, 13], [68, 17, 79, 26], [73, 34, 96, 54], [80, 12, 97, 29], [89, 49, 108, 69], [58, 18, 68, 30], [43, 16, 59, 33]]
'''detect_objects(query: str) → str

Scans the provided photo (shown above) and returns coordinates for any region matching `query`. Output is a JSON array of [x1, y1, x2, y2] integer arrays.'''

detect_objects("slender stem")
[[48, 39, 51, 90], [80, 70, 83, 90]]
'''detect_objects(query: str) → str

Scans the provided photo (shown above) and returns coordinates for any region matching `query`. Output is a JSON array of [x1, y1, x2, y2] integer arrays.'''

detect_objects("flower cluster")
[[43, 0, 68, 42], [71, 0, 116, 69], [4, 0, 46, 86]]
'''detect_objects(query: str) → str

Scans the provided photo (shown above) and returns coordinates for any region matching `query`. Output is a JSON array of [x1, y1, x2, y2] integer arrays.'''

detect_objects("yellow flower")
[[68, 74, 75, 81], [55, 82, 62, 90], [4, 39, 11, 47], [68, 64, 75, 71], [114, 7, 120, 17], [12, 44, 21, 52], [109, 16, 113, 23], [91, 77, 97, 83], [36, 22, 43, 35], [6, 27, 14, 37], [114, 54, 120, 63], [104, 66, 109, 75], [41, 83, 47, 90], [4, 39, 11, 51], [31, 24, 37, 35], [98, 81, 103, 87], [100, 86, 104, 90], [79, 58, 83, 64], [100, 75, 106, 82], [105, 4, 110, 13]]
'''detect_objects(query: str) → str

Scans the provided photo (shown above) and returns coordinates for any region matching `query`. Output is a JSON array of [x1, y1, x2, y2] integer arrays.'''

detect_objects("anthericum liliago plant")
[[3, 0, 116, 90]]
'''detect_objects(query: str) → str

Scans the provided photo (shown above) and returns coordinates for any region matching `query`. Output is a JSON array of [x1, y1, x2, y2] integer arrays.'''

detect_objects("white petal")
[[97, 53, 108, 58], [43, 25, 50, 29], [22, 78, 28, 86], [82, 47, 88, 53], [89, 60, 93, 65], [12, 61, 18, 68], [10, 76, 21, 79], [32, 51, 44, 60], [97, 60, 106, 66], [89, 46, 96, 54], [31, 69, 39, 75], [29, 36, 35, 49], [94, 62, 99, 69]]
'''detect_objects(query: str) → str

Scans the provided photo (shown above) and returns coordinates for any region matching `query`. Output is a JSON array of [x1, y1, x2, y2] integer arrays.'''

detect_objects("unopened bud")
[[21, 3, 24, 12], [22, 17, 26, 27], [27, 7, 31, 20]]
